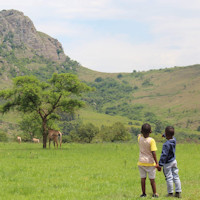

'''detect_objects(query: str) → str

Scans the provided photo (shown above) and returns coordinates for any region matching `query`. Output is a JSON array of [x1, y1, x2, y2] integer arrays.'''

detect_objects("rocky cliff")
[[0, 9, 66, 62]]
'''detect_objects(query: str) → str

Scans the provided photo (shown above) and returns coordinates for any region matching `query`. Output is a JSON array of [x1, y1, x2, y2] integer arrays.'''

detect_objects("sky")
[[1, 0, 200, 73]]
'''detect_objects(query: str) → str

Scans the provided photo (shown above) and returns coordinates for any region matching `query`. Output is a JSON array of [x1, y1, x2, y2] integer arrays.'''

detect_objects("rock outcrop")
[[0, 9, 66, 62]]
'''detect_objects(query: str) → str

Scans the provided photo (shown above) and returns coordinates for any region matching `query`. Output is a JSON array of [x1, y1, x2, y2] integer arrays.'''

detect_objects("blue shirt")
[[159, 137, 176, 166]]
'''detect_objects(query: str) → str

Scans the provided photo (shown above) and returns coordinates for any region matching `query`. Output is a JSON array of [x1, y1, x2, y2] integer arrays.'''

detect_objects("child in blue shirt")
[[158, 126, 182, 198]]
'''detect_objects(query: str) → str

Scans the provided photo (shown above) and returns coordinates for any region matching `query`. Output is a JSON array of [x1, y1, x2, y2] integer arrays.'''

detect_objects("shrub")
[[117, 74, 123, 79], [95, 77, 103, 82], [111, 122, 131, 142], [130, 127, 140, 136], [69, 123, 99, 143], [0, 130, 8, 142], [142, 79, 153, 87]]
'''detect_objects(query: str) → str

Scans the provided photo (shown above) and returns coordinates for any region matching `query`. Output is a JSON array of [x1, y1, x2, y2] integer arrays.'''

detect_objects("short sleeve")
[[138, 134, 141, 142], [150, 138, 157, 151]]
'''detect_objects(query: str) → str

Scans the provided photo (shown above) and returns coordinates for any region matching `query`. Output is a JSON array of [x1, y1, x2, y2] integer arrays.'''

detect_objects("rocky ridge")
[[0, 9, 66, 62]]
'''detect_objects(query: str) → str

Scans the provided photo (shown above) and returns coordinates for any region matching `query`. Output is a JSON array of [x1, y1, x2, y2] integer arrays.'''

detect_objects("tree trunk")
[[42, 118, 47, 148]]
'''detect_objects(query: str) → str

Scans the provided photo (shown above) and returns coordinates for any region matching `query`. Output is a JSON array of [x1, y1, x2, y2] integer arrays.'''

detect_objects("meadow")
[[0, 142, 199, 200]]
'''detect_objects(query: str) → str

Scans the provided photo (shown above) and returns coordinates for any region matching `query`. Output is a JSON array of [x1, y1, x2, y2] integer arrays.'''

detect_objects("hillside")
[[0, 9, 200, 139]]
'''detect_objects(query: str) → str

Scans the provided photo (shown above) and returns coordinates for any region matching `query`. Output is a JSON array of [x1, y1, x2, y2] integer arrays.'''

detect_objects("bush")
[[95, 77, 103, 82], [0, 130, 8, 142], [62, 134, 73, 143], [130, 127, 140, 136], [96, 126, 113, 142], [142, 79, 153, 87], [117, 74, 123, 79], [69, 123, 99, 143], [78, 123, 99, 143], [96, 122, 131, 142], [111, 122, 131, 141]]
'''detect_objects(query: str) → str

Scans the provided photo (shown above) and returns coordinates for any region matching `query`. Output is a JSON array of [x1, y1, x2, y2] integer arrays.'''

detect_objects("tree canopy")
[[0, 73, 92, 148]]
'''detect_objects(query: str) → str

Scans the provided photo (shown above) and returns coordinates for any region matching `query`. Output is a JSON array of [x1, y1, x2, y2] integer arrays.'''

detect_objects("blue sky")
[[1, 0, 200, 72]]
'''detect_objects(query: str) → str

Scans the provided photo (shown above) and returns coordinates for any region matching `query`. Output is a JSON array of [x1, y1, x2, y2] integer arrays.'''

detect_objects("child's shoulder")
[[137, 134, 142, 142], [149, 137, 156, 144], [148, 136, 155, 141]]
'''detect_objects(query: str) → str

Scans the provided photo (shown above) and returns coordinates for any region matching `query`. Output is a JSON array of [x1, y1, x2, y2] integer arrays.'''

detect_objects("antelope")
[[32, 138, 40, 143], [48, 129, 62, 148], [17, 136, 21, 144]]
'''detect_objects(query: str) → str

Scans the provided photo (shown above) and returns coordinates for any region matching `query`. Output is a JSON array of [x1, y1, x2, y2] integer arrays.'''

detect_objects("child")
[[138, 123, 159, 198], [158, 126, 182, 198]]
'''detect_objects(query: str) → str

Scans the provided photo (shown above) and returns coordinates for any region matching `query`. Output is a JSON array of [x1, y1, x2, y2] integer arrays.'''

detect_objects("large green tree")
[[0, 73, 92, 148]]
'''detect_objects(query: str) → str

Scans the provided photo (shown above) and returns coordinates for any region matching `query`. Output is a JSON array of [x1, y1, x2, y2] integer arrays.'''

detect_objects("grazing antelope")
[[48, 129, 62, 148], [32, 138, 40, 143], [17, 136, 21, 144]]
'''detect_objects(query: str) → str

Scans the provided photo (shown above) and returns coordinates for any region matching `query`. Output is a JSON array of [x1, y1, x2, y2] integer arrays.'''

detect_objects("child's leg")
[[138, 166, 147, 195], [150, 179, 156, 194], [141, 178, 146, 194], [148, 166, 157, 195], [172, 160, 182, 193], [163, 163, 174, 194]]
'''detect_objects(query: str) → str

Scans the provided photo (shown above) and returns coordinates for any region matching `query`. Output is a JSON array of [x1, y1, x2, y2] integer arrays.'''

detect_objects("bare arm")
[[152, 151, 161, 171], [152, 151, 158, 165]]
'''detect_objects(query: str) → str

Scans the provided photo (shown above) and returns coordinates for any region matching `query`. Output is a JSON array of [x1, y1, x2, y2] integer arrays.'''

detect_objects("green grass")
[[0, 142, 199, 199], [79, 108, 141, 128]]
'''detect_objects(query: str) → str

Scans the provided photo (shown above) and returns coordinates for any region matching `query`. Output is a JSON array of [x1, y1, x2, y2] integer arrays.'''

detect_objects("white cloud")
[[1, 0, 200, 72]]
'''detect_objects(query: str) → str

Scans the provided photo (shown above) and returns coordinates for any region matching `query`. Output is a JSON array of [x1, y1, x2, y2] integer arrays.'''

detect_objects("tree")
[[19, 112, 42, 139], [111, 122, 131, 141], [0, 73, 92, 148], [77, 123, 99, 143], [154, 120, 164, 134]]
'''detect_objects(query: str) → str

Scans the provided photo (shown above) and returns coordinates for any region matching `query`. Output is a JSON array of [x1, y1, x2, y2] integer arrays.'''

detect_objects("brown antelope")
[[17, 136, 21, 144], [48, 129, 62, 148], [32, 138, 40, 143]]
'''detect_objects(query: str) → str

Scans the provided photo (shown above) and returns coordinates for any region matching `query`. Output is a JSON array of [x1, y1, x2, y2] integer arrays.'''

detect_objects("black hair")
[[141, 123, 151, 135], [165, 126, 174, 137]]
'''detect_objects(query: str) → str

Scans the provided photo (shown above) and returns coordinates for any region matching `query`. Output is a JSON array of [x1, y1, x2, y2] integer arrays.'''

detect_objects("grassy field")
[[0, 142, 199, 200], [78, 108, 142, 128]]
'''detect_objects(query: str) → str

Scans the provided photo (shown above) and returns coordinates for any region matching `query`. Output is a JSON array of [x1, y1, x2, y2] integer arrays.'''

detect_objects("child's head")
[[165, 126, 174, 139], [141, 123, 152, 136]]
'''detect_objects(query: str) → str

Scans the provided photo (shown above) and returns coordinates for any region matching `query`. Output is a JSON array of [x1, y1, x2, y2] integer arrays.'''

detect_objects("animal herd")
[[17, 129, 63, 148]]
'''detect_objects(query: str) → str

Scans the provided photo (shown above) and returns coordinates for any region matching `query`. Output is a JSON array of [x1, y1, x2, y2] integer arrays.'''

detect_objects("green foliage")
[[144, 112, 157, 123], [0, 41, 80, 80], [0, 130, 8, 142], [95, 125, 113, 142], [117, 73, 123, 79], [0, 73, 92, 148], [77, 123, 99, 143], [130, 127, 141, 136], [19, 112, 42, 138], [95, 122, 131, 142], [94, 77, 103, 82], [175, 131, 200, 142], [85, 78, 133, 111], [142, 79, 153, 87], [110, 122, 131, 141], [64, 121, 131, 143], [66, 122, 99, 143], [105, 103, 144, 120], [154, 120, 164, 134]]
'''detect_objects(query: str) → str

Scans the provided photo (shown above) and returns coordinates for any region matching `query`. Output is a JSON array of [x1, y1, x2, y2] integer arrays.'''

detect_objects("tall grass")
[[0, 142, 199, 199]]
